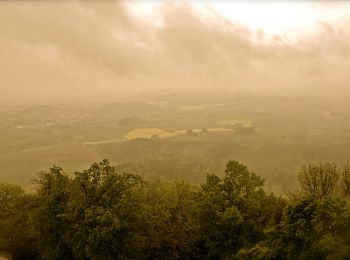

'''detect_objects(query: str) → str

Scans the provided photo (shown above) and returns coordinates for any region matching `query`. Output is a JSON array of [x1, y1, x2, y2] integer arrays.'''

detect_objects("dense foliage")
[[1, 160, 350, 259]]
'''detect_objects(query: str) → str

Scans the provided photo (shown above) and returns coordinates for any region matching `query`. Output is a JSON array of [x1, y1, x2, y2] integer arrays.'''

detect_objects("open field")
[[124, 127, 234, 140], [124, 128, 179, 140], [0, 142, 102, 186], [2, 94, 350, 194]]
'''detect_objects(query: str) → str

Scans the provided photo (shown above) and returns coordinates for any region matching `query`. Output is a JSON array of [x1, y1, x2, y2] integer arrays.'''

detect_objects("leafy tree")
[[342, 162, 350, 198], [64, 159, 147, 260], [33, 166, 73, 259], [299, 162, 340, 199], [223, 160, 265, 200], [193, 161, 277, 259], [267, 196, 350, 259], [0, 183, 37, 259], [0, 183, 24, 214], [142, 181, 200, 259], [4, 159, 350, 259]]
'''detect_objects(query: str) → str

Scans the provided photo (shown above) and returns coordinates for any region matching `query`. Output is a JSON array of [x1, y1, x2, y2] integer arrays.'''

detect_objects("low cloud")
[[0, 1, 350, 101]]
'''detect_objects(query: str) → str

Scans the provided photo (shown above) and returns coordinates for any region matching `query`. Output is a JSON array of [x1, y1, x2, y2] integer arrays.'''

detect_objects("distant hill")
[[13, 105, 62, 125]]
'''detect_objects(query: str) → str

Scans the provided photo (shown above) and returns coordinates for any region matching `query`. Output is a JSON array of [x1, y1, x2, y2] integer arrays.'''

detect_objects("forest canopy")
[[1, 159, 350, 259]]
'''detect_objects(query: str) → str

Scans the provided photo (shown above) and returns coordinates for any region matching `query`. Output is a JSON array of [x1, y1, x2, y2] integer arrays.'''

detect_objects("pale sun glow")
[[127, 1, 350, 41]]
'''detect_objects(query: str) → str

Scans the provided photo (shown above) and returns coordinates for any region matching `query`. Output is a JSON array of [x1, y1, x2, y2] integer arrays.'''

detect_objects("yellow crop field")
[[124, 127, 234, 140], [124, 128, 179, 140]]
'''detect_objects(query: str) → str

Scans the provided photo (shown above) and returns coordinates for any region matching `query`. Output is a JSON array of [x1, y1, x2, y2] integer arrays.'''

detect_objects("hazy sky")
[[1, 1, 350, 101]]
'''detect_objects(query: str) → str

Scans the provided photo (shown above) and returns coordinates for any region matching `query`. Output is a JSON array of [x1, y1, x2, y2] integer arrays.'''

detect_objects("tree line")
[[1, 159, 350, 259]]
